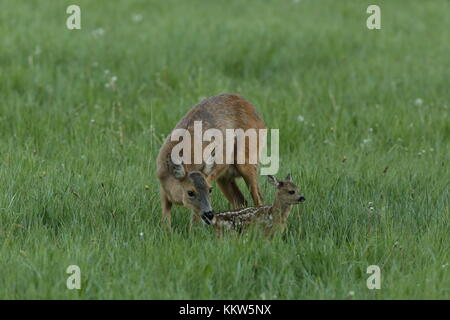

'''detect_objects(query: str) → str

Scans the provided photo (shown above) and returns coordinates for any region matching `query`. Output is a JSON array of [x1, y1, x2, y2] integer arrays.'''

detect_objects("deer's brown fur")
[[156, 94, 266, 229]]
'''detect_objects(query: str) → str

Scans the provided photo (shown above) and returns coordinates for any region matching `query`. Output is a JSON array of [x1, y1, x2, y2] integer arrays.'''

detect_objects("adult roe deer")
[[156, 94, 266, 229]]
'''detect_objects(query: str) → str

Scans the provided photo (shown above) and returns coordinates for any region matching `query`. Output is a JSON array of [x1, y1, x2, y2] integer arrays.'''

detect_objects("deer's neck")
[[270, 198, 292, 224]]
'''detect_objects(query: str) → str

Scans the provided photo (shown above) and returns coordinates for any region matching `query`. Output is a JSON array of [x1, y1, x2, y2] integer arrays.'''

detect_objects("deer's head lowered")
[[166, 154, 214, 220]]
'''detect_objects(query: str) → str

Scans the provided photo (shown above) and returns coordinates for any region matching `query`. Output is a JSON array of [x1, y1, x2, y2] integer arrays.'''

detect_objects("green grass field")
[[0, 0, 448, 299]]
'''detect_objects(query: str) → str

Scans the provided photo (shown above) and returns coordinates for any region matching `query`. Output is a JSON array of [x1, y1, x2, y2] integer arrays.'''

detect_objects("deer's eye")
[[209, 187, 213, 193], [187, 191, 195, 197], [288, 190, 295, 195]]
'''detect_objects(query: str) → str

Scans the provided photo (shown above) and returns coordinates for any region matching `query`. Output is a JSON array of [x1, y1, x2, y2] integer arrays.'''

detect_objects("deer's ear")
[[267, 175, 280, 186], [167, 153, 185, 179], [203, 150, 215, 175], [285, 173, 292, 182]]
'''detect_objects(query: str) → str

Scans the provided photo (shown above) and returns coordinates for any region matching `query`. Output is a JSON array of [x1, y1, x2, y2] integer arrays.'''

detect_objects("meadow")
[[0, 0, 448, 299]]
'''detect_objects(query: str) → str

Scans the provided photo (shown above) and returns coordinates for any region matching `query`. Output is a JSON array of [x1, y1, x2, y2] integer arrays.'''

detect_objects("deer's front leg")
[[160, 187, 172, 232], [189, 214, 202, 232], [214, 226, 224, 239]]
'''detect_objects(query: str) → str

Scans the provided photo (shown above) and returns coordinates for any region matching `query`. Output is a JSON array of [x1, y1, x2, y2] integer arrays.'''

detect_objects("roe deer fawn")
[[202, 174, 305, 237], [156, 94, 266, 229]]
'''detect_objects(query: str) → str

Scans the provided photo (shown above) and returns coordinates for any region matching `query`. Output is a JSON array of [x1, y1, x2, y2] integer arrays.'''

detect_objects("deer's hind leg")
[[217, 176, 247, 209], [236, 164, 263, 206]]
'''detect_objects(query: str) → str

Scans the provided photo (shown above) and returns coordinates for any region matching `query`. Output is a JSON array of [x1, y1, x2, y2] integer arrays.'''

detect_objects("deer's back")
[[157, 93, 266, 180], [175, 93, 265, 131]]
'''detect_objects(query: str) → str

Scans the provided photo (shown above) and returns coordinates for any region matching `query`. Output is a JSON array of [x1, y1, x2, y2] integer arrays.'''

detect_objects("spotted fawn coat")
[[204, 174, 305, 236]]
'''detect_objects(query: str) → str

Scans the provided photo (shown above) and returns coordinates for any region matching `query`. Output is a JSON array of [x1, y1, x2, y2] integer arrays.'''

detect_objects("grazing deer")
[[156, 94, 266, 229], [202, 174, 305, 237]]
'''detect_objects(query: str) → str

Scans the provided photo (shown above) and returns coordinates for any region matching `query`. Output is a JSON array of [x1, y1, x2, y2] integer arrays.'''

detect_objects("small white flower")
[[362, 138, 372, 145], [91, 28, 105, 37], [90, 119, 95, 124], [297, 115, 305, 122], [348, 291, 355, 296], [368, 127, 373, 132], [132, 14, 143, 22], [34, 46, 41, 56], [414, 98, 423, 106], [105, 76, 118, 89], [139, 232, 144, 237], [442, 263, 448, 269]]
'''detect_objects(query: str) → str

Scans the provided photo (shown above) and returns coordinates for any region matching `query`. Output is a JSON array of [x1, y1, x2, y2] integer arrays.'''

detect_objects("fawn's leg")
[[237, 164, 263, 206], [217, 177, 247, 209]]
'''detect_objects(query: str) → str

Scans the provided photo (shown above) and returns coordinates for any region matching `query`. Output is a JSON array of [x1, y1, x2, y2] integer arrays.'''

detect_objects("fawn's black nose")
[[202, 211, 214, 225], [298, 196, 306, 202]]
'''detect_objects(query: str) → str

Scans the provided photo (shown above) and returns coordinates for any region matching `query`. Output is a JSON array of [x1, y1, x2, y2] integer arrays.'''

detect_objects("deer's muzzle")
[[201, 211, 214, 225]]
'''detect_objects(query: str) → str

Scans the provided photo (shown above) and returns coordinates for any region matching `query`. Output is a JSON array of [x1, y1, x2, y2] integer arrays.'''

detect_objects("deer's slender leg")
[[189, 214, 201, 232], [160, 188, 172, 231], [217, 177, 246, 209], [192, 214, 201, 224], [237, 164, 263, 206], [214, 226, 224, 239], [229, 179, 247, 208]]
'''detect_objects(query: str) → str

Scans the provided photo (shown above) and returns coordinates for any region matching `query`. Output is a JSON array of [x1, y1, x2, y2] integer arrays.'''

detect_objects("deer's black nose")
[[298, 196, 306, 202], [202, 211, 214, 225]]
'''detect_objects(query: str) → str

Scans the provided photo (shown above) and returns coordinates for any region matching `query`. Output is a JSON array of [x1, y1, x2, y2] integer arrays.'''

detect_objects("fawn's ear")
[[167, 153, 186, 179], [267, 175, 280, 187], [285, 173, 292, 182]]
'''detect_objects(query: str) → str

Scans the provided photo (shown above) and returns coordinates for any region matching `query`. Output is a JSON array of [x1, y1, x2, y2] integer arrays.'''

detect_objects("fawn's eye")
[[209, 187, 213, 193], [187, 190, 195, 197], [288, 190, 295, 195]]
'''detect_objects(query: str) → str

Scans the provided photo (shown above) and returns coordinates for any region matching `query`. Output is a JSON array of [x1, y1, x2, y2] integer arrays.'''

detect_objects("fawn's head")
[[166, 154, 213, 220], [267, 174, 305, 205]]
